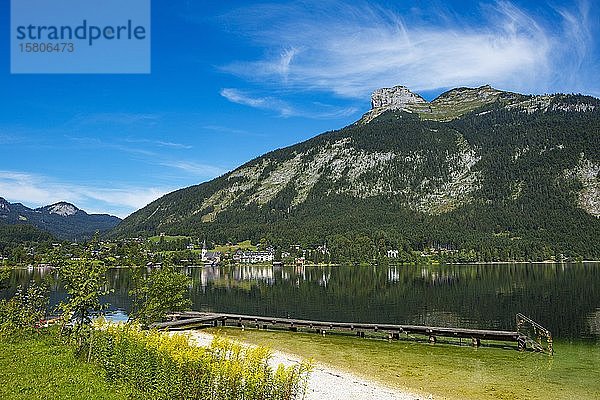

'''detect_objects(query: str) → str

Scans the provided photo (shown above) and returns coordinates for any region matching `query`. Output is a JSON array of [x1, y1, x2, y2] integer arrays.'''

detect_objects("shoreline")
[[182, 330, 428, 400], [5, 259, 600, 270]]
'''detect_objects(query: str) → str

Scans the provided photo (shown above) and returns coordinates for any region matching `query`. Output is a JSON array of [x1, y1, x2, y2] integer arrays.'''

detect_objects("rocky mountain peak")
[[432, 85, 504, 104], [370, 86, 427, 110], [362, 86, 430, 123], [43, 202, 80, 217], [361, 84, 517, 123], [0, 197, 121, 239], [0, 197, 10, 213]]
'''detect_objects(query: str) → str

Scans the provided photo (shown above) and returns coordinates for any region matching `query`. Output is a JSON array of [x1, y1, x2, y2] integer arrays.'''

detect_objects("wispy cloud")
[[220, 88, 358, 118], [160, 161, 229, 177], [0, 170, 171, 218], [202, 125, 253, 135], [66, 136, 157, 157], [220, 88, 296, 116], [0, 134, 18, 145], [66, 112, 161, 128], [123, 138, 193, 149], [221, 0, 598, 98]]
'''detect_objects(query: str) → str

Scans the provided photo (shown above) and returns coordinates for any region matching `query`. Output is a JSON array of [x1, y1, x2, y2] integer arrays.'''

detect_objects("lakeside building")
[[232, 248, 275, 264], [387, 249, 399, 258], [201, 240, 221, 265]]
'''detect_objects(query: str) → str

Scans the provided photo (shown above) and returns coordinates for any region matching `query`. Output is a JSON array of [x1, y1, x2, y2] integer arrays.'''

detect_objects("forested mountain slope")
[[113, 86, 600, 260]]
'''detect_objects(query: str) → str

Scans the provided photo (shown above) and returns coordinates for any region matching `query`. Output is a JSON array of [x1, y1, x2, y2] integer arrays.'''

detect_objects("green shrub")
[[57, 260, 111, 332], [0, 282, 48, 337], [129, 266, 191, 327], [85, 323, 312, 400]]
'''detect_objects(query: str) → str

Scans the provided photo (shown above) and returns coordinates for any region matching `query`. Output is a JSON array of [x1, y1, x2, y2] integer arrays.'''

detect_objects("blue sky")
[[1, 0, 598, 218]]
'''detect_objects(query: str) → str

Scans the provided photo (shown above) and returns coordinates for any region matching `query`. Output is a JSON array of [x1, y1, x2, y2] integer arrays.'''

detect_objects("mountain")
[[0, 199, 121, 240], [114, 85, 600, 260]]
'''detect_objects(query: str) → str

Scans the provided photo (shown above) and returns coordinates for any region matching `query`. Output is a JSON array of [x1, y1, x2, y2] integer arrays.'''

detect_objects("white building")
[[233, 249, 275, 264]]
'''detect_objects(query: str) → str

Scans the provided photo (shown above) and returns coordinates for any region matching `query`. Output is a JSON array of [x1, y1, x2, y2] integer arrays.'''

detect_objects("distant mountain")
[[113, 85, 600, 260], [0, 198, 121, 240]]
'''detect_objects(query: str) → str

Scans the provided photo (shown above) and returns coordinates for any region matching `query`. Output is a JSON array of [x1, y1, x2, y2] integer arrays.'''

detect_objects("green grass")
[[419, 99, 491, 121], [148, 235, 190, 243], [214, 240, 257, 253], [207, 327, 600, 400], [0, 334, 128, 400]]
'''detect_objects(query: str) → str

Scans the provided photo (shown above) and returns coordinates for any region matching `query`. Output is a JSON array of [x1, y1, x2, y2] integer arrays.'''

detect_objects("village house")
[[387, 249, 399, 258], [232, 248, 275, 264]]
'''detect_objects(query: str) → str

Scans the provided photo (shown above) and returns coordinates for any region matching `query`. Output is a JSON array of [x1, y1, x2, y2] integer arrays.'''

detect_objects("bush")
[[129, 267, 191, 327], [57, 260, 111, 331], [0, 282, 48, 337], [85, 323, 312, 400]]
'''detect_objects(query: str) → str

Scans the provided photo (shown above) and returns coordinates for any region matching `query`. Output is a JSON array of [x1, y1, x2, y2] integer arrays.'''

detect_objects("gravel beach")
[[183, 330, 429, 400]]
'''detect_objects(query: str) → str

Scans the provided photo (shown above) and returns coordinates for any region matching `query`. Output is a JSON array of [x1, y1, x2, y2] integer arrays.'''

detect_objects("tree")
[[0, 269, 9, 289], [0, 282, 48, 336], [58, 260, 111, 333], [129, 266, 191, 327]]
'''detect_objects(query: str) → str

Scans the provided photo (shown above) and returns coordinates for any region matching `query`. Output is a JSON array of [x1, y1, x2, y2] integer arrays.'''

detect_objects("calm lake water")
[[5, 262, 600, 341]]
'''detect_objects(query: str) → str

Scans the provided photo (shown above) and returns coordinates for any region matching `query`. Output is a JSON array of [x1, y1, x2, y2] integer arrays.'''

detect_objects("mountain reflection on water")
[[4, 262, 599, 340]]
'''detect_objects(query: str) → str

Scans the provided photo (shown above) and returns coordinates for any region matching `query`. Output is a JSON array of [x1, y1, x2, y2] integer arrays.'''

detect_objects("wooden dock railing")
[[516, 313, 553, 354]]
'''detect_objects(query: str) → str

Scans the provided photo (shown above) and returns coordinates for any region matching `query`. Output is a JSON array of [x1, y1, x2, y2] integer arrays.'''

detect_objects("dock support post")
[[517, 336, 526, 351]]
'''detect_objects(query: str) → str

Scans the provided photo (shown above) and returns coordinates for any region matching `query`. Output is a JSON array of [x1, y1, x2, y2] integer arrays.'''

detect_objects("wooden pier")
[[151, 311, 553, 354]]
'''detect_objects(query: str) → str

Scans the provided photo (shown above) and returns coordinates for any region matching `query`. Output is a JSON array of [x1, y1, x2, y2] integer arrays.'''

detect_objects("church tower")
[[201, 239, 207, 261]]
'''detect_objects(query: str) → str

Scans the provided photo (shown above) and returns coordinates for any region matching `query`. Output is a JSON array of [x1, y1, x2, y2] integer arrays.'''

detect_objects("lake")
[[5, 262, 600, 400], [6, 262, 600, 341]]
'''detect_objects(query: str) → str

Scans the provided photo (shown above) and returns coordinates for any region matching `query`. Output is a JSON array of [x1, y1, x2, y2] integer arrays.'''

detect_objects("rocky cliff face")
[[370, 86, 428, 109], [42, 202, 80, 217], [362, 84, 518, 123], [0, 197, 10, 213], [363, 85, 597, 124], [564, 159, 600, 217]]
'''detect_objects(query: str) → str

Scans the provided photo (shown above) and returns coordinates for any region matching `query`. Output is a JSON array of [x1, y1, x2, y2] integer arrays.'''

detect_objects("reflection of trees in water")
[[190, 263, 600, 339], [6, 263, 600, 339], [587, 309, 600, 336]]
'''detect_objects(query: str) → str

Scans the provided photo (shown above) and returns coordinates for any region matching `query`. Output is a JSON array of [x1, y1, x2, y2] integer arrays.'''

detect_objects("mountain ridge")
[[360, 84, 596, 123], [114, 85, 600, 260], [0, 197, 121, 240]]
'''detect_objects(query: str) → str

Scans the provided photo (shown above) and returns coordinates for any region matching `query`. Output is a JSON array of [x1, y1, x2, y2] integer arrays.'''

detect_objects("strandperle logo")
[[15, 19, 147, 46], [11, 0, 151, 74]]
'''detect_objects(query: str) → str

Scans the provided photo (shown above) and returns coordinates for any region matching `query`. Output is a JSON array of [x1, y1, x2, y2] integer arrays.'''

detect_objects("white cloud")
[[220, 88, 296, 116], [221, 0, 598, 98], [66, 136, 158, 157], [220, 87, 359, 118], [277, 47, 299, 82], [202, 125, 254, 135], [78, 187, 169, 216], [123, 138, 193, 149], [161, 161, 229, 177], [66, 112, 161, 127], [0, 170, 172, 218]]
